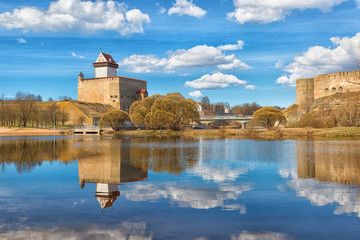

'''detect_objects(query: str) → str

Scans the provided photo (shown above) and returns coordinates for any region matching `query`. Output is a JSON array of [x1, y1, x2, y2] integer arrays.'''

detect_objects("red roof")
[[136, 89, 147, 94], [102, 53, 116, 63]]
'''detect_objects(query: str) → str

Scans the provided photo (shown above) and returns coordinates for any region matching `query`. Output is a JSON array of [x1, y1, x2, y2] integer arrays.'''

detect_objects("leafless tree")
[[59, 109, 70, 126], [47, 103, 61, 128], [77, 116, 86, 126], [15, 92, 37, 127]]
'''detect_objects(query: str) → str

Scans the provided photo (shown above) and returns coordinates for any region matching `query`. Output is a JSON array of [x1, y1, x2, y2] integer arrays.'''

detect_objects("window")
[[332, 87, 336, 92], [324, 88, 329, 92], [113, 100, 115, 102], [110, 95, 113, 98], [339, 87, 343, 92]]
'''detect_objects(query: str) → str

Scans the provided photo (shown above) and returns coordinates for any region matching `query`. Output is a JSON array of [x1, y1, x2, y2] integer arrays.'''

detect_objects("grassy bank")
[[114, 127, 360, 139]]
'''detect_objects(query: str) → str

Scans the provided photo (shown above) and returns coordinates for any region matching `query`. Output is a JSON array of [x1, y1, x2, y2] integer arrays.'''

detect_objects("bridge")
[[199, 115, 252, 129], [73, 126, 102, 135]]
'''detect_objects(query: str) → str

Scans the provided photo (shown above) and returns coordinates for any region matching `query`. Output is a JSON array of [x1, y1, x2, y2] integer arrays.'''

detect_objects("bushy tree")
[[99, 109, 129, 131], [130, 92, 200, 130], [252, 107, 287, 129]]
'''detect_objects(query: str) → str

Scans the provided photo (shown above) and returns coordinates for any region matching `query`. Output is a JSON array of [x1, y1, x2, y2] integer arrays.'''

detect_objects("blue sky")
[[0, 0, 360, 107]]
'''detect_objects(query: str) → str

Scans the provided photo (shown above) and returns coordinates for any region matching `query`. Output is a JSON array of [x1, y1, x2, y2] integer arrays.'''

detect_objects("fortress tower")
[[93, 52, 118, 78], [78, 52, 148, 111]]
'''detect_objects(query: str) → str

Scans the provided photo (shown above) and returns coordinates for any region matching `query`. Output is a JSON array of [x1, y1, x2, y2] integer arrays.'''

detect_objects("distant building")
[[78, 52, 148, 112]]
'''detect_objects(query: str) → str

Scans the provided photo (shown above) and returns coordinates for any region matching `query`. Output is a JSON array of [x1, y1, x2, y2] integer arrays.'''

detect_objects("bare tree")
[[59, 109, 70, 126], [15, 92, 37, 127], [77, 116, 86, 126], [47, 103, 61, 129]]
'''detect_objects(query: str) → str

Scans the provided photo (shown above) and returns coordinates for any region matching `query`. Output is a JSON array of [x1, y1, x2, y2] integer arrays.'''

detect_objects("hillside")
[[284, 92, 360, 127]]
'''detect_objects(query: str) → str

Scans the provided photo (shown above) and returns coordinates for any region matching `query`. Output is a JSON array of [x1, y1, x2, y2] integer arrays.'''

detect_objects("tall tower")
[[93, 52, 119, 78]]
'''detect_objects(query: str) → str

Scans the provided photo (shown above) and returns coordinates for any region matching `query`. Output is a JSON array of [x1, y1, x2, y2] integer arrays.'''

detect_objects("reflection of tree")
[[0, 137, 200, 175], [0, 139, 79, 173]]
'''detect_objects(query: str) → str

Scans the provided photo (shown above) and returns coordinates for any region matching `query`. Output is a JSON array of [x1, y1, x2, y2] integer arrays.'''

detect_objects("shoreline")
[[114, 127, 360, 139], [0, 127, 66, 136], [1, 126, 360, 139]]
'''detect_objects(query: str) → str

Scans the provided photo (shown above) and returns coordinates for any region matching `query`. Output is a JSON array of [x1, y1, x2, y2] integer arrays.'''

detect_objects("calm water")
[[1, 136, 360, 240]]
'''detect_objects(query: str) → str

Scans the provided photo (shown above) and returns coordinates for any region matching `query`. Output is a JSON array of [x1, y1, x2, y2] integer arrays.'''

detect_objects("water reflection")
[[280, 140, 360, 218], [78, 144, 148, 210]]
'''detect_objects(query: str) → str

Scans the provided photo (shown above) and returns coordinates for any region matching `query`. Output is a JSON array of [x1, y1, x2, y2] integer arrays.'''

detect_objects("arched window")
[[339, 87, 343, 92], [332, 87, 336, 92], [324, 88, 329, 92]]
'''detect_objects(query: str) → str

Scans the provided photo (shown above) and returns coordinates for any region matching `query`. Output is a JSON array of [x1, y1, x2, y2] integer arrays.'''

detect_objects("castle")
[[296, 69, 360, 105], [78, 52, 148, 112], [284, 69, 360, 122]]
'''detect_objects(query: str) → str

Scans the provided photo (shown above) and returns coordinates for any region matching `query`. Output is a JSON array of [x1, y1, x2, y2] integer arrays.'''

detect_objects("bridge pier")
[[242, 122, 246, 129]]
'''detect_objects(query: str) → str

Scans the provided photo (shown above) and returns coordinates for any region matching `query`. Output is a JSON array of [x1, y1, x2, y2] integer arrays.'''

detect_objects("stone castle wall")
[[296, 70, 360, 105], [78, 76, 146, 111]]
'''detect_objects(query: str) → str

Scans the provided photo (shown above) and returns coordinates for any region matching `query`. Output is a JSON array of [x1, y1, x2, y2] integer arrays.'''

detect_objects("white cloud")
[[120, 41, 251, 73], [217, 40, 244, 51], [16, 38, 26, 43], [0, 0, 150, 35], [156, 2, 166, 14], [274, 60, 284, 69], [71, 51, 85, 59], [189, 90, 203, 98], [276, 33, 360, 87], [168, 0, 207, 18], [245, 85, 256, 90], [357, 0, 360, 8], [185, 72, 247, 90], [227, 0, 347, 24], [120, 54, 168, 73]]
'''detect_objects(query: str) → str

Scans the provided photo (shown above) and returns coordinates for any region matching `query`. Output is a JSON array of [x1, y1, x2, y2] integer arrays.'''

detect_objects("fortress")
[[296, 69, 360, 105], [78, 52, 148, 112], [284, 69, 360, 122]]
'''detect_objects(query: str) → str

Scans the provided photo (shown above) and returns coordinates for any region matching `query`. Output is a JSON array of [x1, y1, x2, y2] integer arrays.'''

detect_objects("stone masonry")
[[296, 69, 360, 105], [78, 52, 148, 112]]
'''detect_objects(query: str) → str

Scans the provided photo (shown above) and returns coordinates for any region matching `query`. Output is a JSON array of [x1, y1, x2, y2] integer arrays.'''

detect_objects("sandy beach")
[[0, 127, 64, 136]]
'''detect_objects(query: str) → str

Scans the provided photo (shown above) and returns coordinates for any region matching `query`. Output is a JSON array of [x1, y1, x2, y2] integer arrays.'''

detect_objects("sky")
[[0, 0, 360, 107]]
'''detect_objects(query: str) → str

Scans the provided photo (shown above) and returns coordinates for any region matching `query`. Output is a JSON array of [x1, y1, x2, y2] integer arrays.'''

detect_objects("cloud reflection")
[[1, 222, 152, 240], [122, 182, 251, 212], [231, 231, 291, 240]]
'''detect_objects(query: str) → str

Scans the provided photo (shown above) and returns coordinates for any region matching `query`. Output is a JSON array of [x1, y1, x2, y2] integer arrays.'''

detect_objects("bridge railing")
[[73, 126, 100, 130], [200, 115, 252, 120]]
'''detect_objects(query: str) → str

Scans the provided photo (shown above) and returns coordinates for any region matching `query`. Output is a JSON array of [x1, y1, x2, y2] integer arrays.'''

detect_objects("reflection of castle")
[[78, 144, 148, 210], [297, 141, 360, 185]]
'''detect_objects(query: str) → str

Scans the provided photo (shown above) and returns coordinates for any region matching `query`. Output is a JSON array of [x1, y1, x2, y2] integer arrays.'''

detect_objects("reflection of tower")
[[78, 141, 148, 210], [297, 141, 360, 185], [95, 183, 120, 210], [297, 141, 315, 179]]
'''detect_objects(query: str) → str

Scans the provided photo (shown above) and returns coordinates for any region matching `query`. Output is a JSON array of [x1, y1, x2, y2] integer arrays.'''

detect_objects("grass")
[[113, 127, 360, 139]]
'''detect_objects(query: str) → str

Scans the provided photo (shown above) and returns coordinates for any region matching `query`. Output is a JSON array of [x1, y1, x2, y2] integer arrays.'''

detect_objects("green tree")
[[252, 107, 287, 129], [130, 92, 200, 130], [99, 109, 129, 131]]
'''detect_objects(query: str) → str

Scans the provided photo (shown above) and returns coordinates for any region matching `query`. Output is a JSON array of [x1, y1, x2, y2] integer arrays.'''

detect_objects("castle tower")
[[93, 52, 118, 78], [78, 72, 84, 81]]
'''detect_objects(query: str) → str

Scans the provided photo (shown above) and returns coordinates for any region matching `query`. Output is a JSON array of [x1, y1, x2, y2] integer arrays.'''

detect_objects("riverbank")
[[114, 127, 360, 139], [0, 127, 66, 136]]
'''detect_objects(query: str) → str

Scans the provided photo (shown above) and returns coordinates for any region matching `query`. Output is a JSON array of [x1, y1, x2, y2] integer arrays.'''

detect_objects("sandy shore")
[[0, 127, 64, 136]]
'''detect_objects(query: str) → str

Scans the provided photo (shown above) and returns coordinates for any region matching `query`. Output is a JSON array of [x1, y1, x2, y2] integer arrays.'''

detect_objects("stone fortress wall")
[[78, 52, 148, 112], [78, 76, 146, 111], [296, 70, 360, 105]]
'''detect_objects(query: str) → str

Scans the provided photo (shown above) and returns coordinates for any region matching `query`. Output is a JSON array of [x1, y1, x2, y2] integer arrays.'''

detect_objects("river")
[[1, 136, 360, 239]]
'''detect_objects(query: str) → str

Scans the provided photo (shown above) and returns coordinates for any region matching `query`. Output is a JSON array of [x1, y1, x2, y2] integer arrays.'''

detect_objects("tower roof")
[[93, 52, 118, 68]]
